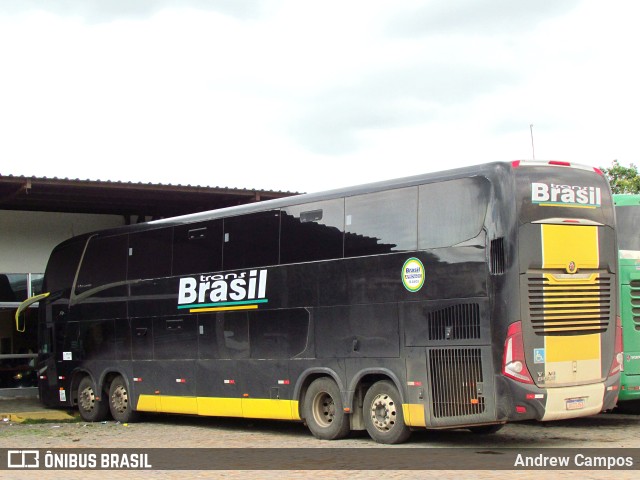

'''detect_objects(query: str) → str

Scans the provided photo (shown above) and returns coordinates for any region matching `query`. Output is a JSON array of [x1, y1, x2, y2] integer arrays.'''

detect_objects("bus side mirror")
[[15, 292, 50, 332]]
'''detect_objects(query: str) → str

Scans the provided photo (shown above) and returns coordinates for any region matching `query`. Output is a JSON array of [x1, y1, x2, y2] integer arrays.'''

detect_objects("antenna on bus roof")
[[529, 124, 535, 160]]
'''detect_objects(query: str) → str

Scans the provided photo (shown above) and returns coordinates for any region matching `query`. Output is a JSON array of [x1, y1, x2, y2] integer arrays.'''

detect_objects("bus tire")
[[108, 375, 139, 423], [77, 376, 109, 422], [303, 377, 350, 440], [363, 380, 411, 444]]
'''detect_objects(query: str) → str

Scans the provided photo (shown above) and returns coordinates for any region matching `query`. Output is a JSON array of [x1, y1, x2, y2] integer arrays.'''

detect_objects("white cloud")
[[1, 1, 639, 193]]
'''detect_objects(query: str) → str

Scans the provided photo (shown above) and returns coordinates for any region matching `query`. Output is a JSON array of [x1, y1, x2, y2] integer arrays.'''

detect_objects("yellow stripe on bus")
[[541, 224, 599, 270], [538, 204, 596, 209], [540, 224, 602, 383], [545, 333, 602, 362], [137, 394, 423, 426], [402, 404, 426, 427], [190, 305, 259, 313], [136, 394, 300, 421]]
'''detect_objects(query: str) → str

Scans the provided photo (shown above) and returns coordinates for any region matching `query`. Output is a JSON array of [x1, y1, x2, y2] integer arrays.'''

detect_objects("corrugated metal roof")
[[0, 174, 299, 219], [0, 173, 297, 194]]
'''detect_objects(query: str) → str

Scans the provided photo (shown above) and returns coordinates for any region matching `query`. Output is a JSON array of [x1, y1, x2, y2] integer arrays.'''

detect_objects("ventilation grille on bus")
[[490, 238, 505, 275], [428, 304, 481, 340], [527, 274, 612, 335], [428, 348, 485, 418], [631, 279, 640, 331]]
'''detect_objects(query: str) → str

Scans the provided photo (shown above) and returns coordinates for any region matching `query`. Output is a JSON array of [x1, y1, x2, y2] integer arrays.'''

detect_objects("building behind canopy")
[[0, 174, 297, 396]]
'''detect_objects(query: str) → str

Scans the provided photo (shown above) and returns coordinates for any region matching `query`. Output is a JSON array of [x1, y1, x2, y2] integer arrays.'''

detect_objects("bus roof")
[[53, 160, 605, 245]]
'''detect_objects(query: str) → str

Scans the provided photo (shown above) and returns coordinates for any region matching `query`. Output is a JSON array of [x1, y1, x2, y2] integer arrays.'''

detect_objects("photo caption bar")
[[1, 448, 638, 470]]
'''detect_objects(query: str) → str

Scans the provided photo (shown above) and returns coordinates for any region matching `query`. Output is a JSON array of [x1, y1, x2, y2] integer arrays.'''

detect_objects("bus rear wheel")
[[363, 380, 411, 444], [108, 375, 139, 423], [77, 376, 109, 422], [303, 377, 350, 440]]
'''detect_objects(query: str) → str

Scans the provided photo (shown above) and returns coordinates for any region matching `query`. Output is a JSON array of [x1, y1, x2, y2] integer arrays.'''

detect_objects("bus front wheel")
[[363, 380, 411, 444], [108, 375, 139, 423], [303, 377, 350, 440], [77, 376, 109, 422]]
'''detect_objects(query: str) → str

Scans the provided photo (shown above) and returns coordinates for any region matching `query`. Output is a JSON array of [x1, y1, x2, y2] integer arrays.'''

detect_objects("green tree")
[[600, 160, 640, 194]]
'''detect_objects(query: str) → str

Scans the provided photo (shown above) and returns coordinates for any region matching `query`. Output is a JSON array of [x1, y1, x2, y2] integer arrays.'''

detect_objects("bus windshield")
[[616, 205, 640, 251]]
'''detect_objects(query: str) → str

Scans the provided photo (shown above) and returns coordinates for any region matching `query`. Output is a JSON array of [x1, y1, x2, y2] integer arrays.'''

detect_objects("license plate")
[[566, 398, 585, 410]]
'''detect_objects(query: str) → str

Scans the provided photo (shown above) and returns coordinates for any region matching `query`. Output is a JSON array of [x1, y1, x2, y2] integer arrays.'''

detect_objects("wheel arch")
[[293, 367, 346, 421], [69, 368, 96, 406], [347, 369, 406, 409], [72, 368, 129, 405], [98, 369, 130, 395]]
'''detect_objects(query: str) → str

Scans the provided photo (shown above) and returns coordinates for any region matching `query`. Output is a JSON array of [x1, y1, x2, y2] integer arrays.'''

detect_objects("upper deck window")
[[128, 228, 172, 280], [75, 235, 127, 296], [223, 211, 280, 270], [281, 199, 344, 263], [43, 241, 84, 294], [344, 187, 418, 257], [418, 177, 490, 249], [173, 220, 223, 276]]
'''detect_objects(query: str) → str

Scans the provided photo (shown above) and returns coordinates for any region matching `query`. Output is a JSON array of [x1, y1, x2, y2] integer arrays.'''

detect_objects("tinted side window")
[[345, 187, 418, 257], [222, 313, 249, 359], [75, 235, 128, 296], [418, 177, 490, 249], [173, 220, 223, 275], [250, 309, 309, 359], [80, 320, 115, 360], [197, 314, 221, 359], [281, 199, 344, 263], [128, 228, 172, 280], [153, 317, 198, 360], [43, 241, 84, 294], [223, 211, 280, 270]]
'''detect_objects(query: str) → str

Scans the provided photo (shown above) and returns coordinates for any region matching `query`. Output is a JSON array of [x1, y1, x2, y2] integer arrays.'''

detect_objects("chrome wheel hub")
[[370, 393, 397, 432]]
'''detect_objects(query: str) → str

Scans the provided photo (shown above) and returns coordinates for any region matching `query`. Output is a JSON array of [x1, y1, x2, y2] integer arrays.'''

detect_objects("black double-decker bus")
[[18, 161, 621, 443]]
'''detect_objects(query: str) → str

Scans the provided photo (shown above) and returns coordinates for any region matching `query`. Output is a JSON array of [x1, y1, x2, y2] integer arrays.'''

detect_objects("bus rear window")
[[515, 167, 614, 225]]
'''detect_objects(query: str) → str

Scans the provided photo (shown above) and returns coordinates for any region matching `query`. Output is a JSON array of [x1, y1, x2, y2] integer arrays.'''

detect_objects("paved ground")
[[1, 396, 640, 479], [0, 396, 75, 423]]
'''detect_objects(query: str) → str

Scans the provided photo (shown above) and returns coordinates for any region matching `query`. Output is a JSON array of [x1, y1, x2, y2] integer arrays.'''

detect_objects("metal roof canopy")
[[0, 175, 298, 221]]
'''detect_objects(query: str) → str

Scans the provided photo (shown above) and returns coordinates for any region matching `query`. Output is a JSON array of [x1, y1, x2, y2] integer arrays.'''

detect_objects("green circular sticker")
[[402, 258, 425, 292]]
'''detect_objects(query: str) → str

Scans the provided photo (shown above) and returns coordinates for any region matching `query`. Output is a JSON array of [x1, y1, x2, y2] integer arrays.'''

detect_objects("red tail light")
[[609, 316, 624, 376], [502, 321, 534, 384]]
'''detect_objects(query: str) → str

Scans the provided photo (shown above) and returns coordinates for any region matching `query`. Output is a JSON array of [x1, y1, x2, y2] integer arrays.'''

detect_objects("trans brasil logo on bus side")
[[402, 258, 425, 292], [177, 269, 268, 313]]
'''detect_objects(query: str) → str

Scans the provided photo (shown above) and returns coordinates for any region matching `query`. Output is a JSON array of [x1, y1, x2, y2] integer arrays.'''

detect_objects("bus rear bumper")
[[503, 375, 619, 422], [540, 383, 604, 421]]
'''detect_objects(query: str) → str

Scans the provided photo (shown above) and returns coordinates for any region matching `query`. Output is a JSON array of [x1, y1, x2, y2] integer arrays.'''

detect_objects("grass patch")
[[19, 415, 81, 425]]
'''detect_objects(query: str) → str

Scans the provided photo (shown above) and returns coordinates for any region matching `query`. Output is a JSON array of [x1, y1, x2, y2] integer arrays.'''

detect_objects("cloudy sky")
[[1, 0, 638, 193]]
